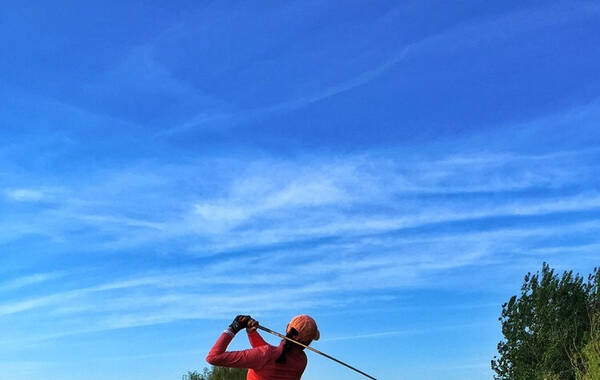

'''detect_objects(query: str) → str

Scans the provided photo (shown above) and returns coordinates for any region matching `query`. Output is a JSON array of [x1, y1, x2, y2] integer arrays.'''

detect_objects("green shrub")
[[183, 366, 247, 380]]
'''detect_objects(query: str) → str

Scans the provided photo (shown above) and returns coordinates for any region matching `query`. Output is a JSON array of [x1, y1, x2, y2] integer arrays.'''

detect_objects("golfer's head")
[[286, 315, 320, 346]]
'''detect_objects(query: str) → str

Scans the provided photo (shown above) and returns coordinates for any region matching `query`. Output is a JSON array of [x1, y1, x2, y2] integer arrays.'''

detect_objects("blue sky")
[[1, 1, 599, 379]]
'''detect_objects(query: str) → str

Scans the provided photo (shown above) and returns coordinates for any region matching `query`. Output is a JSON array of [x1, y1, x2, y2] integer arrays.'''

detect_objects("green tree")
[[575, 316, 600, 380], [491, 263, 593, 380], [575, 269, 600, 380], [183, 366, 247, 380]]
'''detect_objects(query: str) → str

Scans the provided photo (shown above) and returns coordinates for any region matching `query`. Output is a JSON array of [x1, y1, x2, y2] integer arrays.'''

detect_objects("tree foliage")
[[575, 327, 600, 379], [491, 263, 599, 380], [183, 367, 247, 380], [575, 308, 600, 379]]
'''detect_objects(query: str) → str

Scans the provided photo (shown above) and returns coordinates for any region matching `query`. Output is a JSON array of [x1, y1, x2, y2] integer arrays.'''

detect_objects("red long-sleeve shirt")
[[206, 330, 307, 380]]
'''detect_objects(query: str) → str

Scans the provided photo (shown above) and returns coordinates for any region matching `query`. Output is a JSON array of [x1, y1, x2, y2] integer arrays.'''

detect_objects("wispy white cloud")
[[528, 242, 600, 256], [192, 172, 350, 228], [0, 294, 66, 317], [75, 214, 166, 230], [4, 188, 46, 202], [1, 99, 598, 345], [173, 190, 600, 256], [0, 272, 65, 292], [0, 360, 52, 378], [85, 43, 221, 123], [322, 322, 488, 342], [160, 2, 600, 136], [0, 216, 596, 334], [2, 131, 599, 254]]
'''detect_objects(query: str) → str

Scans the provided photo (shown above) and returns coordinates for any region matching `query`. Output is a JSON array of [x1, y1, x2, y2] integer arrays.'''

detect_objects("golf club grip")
[[256, 325, 378, 380]]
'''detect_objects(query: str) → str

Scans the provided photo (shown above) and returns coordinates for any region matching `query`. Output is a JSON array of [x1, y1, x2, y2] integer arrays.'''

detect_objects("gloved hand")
[[228, 315, 251, 334]]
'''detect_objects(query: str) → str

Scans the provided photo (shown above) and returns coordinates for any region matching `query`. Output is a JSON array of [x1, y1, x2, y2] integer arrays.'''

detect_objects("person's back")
[[245, 330, 307, 380]]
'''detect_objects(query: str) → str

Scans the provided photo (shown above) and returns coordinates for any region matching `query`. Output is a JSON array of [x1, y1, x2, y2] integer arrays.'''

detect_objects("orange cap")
[[287, 315, 320, 343]]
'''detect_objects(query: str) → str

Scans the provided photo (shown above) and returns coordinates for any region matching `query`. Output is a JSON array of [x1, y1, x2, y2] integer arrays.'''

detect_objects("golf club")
[[256, 324, 378, 380]]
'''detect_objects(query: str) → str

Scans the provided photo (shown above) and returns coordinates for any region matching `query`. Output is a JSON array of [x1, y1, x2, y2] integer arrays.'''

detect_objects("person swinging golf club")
[[206, 314, 320, 380]]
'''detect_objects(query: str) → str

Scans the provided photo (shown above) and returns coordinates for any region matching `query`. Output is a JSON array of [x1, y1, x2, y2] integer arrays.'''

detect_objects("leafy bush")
[[183, 366, 247, 380]]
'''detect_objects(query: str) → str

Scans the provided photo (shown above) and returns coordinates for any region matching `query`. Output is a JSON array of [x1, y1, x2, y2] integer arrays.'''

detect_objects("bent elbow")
[[206, 354, 217, 365], [206, 353, 225, 366]]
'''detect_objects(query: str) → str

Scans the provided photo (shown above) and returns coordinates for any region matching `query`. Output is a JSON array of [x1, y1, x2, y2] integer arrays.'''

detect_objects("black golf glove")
[[229, 315, 251, 334]]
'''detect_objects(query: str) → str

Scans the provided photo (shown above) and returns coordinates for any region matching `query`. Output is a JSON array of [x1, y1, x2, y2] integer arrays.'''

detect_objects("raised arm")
[[205, 315, 276, 370], [205, 331, 272, 369], [247, 330, 268, 348], [245, 317, 268, 348]]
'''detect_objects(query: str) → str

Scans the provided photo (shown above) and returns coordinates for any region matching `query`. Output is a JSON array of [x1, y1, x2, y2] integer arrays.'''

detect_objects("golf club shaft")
[[256, 325, 377, 380]]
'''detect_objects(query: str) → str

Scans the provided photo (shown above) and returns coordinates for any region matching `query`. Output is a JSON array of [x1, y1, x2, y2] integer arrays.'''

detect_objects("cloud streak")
[[159, 2, 600, 136], [0, 272, 65, 293], [1, 87, 599, 363], [4, 188, 46, 202]]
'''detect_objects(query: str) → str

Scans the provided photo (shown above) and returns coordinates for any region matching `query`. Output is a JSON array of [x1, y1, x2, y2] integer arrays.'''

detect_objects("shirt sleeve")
[[206, 332, 276, 370], [247, 330, 268, 348]]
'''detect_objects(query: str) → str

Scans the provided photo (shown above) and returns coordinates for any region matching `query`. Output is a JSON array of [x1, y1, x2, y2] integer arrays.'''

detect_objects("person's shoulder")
[[300, 350, 307, 362], [287, 349, 307, 372], [290, 349, 307, 364], [260, 342, 281, 356]]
